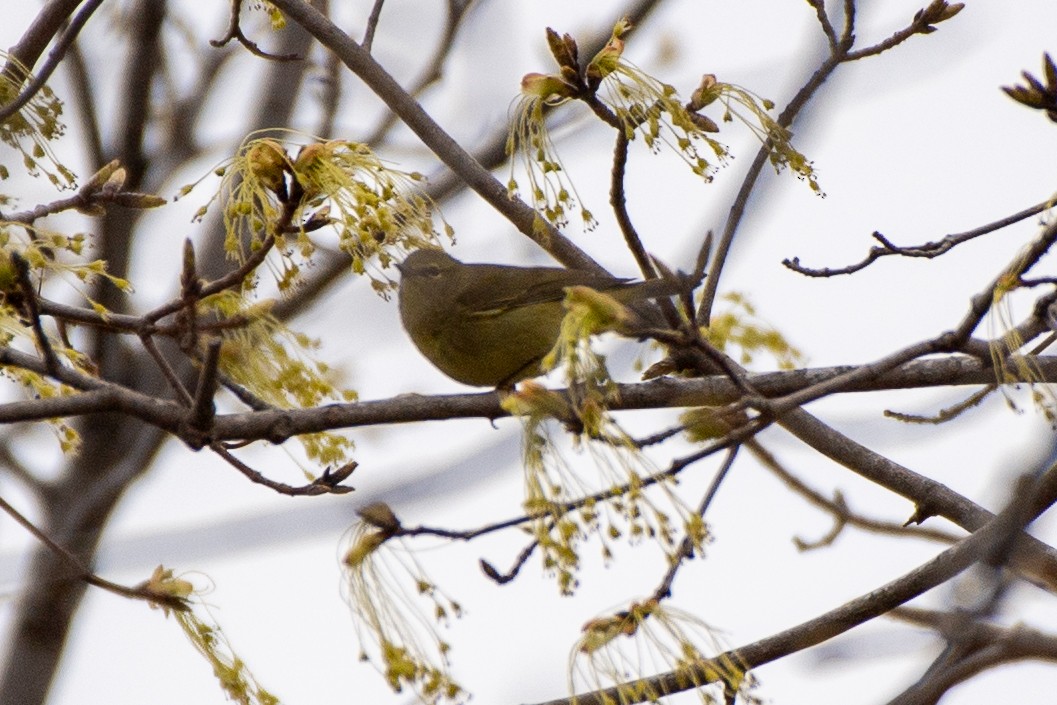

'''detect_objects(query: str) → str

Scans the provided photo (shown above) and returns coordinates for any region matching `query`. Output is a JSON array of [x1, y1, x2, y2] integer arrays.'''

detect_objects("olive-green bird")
[[397, 249, 674, 388]]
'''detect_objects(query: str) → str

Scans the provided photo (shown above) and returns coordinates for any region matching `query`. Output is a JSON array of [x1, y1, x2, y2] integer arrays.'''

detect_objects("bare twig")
[[610, 131, 657, 279], [140, 334, 193, 405], [650, 446, 739, 602], [784, 199, 1054, 277], [949, 219, 1057, 344], [631, 425, 683, 448], [891, 612, 1057, 703], [315, 49, 343, 139], [883, 385, 996, 424], [844, 1, 964, 62], [188, 339, 222, 434], [479, 538, 540, 585], [0, 493, 189, 611], [360, 0, 386, 52], [0, 441, 48, 498], [805, 0, 838, 48], [697, 17, 855, 324], [763, 223, 1057, 420], [143, 236, 274, 324], [749, 439, 963, 545], [209, 443, 356, 495], [11, 253, 61, 374], [37, 297, 253, 337], [63, 39, 104, 168], [211, 0, 301, 61], [884, 469, 1051, 705], [776, 407, 1057, 593]]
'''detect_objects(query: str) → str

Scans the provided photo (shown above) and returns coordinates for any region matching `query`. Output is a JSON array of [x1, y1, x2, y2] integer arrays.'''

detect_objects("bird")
[[396, 249, 674, 387]]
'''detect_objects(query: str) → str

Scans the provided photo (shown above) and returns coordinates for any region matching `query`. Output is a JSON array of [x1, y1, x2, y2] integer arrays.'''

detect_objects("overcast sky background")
[[3, 1, 1057, 704]]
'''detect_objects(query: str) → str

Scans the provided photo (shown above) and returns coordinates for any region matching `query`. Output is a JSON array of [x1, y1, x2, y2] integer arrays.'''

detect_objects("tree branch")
[[530, 470, 1046, 705], [783, 198, 1054, 276]]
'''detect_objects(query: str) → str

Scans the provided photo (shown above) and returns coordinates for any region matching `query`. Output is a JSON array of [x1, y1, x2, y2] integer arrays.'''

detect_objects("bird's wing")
[[457, 266, 630, 315]]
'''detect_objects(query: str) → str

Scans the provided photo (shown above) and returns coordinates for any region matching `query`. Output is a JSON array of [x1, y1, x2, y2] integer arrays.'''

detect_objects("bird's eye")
[[424, 265, 442, 278]]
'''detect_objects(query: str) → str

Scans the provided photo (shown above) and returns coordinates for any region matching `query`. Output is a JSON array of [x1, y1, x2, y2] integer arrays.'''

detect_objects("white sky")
[[3, 1, 1057, 704]]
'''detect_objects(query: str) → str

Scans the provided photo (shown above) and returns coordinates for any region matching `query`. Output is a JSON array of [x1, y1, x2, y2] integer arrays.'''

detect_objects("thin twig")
[[315, 50, 342, 139], [698, 13, 856, 324], [844, 1, 961, 62], [776, 406, 1057, 594], [650, 446, 739, 602], [0, 441, 48, 499], [211, 0, 300, 61], [784, 199, 1054, 277], [143, 236, 274, 324], [479, 538, 540, 585], [631, 425, 682, 448], [64, 39, 104, 168], [37, 297, 253, 337], [209, 443, 356, 495], [764, 223, 1057, 418], [0, 0, 105, 124], [361, 0, 386, 52], [11, 253, 60, 374], [140, 334, 193, 405], [883, 384, 996, 425], [610, 131, 656, 279], [805, 0, 838, 48], [188, 339, 222, 433], [0, 493, 189, 611], [748, 439, 962, 545]]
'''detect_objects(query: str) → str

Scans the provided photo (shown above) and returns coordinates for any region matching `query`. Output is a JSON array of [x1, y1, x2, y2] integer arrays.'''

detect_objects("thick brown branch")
[[2, 353, 1055, 440]]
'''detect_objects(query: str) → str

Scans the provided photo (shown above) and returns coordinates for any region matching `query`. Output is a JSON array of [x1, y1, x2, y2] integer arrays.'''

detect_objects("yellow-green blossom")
[[692, 75, 822, 193], [571, 600, 753, 705], [146, 566, 281, 705], [0, 222, 133, 453], [0, 51, 76, 188], [342, 516, 465, 705], [183, 132, 449, 296], [503, 370, 707, 596], [204, 289, 356, 465], [703, 292, 803, 370], [506, 74, 597, 230], [587, 19, 729, 181]]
